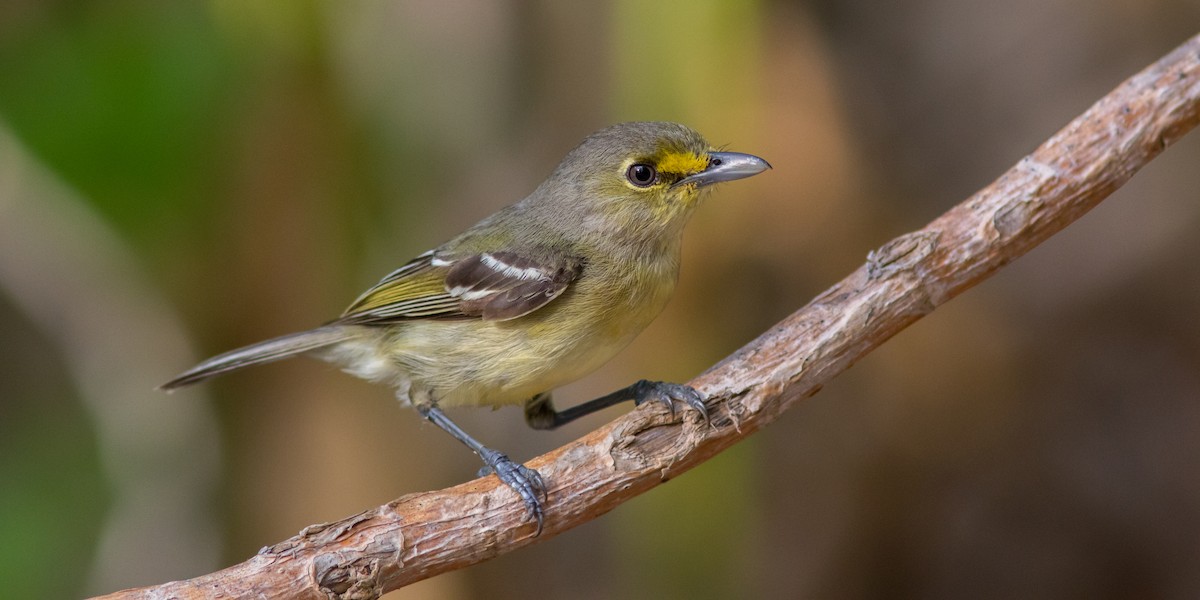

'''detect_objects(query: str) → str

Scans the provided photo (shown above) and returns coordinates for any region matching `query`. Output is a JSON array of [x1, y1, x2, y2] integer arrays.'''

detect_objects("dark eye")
[[626, 163, 657, 187]]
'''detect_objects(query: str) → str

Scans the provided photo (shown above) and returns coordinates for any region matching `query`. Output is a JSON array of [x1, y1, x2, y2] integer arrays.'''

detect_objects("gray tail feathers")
[[160, 327, 347, 391]]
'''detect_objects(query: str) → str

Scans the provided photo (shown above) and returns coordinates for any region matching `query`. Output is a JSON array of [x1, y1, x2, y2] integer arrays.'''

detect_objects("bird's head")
[[537, 122, 770, 235]]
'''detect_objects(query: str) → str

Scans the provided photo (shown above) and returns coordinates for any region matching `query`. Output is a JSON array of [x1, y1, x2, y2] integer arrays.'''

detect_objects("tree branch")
[[94, 34, 1200, 600]]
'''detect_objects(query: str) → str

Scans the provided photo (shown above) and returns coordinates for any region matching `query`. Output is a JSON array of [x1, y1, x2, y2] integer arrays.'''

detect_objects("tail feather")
[[160, 327, 347, 391]]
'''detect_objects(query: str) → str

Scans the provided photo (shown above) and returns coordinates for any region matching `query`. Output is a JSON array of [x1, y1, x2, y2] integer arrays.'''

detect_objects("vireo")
[[163, 122, 770, 533]]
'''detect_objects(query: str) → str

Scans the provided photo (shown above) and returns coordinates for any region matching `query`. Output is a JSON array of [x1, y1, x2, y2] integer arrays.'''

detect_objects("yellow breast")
[[348, 251, 680, 408]]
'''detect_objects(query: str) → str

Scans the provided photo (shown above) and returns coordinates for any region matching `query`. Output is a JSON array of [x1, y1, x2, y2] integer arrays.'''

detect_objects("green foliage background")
[[1, 1, 1199, 598]]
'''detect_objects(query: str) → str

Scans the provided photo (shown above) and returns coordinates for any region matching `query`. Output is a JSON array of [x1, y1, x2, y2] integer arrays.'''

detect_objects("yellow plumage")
[[162, 122, 769, 532]]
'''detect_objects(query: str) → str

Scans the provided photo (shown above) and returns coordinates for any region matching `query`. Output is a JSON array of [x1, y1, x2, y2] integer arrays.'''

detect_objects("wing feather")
[[337, 249, 582, 325], [448, 251, 582, 321]]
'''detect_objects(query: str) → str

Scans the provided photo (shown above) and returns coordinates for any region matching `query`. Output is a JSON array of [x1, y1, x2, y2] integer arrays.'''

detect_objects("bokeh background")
[[2, 1, 1199, 598]]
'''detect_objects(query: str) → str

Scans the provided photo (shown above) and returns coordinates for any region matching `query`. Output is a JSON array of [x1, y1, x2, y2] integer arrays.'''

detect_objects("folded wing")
[[338, 250, 582, 324]]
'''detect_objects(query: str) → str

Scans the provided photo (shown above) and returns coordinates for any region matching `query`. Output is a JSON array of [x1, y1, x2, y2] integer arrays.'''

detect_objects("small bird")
[[162, 122, 770, 533]]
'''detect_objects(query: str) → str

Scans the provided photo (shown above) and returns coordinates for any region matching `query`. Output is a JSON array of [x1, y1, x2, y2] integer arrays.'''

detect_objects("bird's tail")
[[160, 326, 347, 391]]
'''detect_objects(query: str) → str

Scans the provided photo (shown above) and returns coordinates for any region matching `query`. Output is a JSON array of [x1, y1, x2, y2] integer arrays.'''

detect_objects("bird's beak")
[[674, 151, 771, 188]]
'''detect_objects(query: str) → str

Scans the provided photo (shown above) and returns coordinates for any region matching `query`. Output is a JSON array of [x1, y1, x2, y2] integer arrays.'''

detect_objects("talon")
[[632, 380, 710, 425], [683, 393, 710, 424], [480, 449, 547, 535]]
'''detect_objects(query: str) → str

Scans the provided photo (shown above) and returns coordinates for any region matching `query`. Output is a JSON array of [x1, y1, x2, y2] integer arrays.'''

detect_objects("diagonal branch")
[[94, 33, 1200, 600]]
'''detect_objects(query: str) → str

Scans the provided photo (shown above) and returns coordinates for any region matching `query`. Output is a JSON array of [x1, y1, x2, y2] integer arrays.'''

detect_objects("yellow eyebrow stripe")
[[655, 150, 708, 176]]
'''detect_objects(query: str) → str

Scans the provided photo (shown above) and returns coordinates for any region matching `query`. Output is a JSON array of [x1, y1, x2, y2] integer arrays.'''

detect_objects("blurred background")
[[1, 1, 1199, 598]]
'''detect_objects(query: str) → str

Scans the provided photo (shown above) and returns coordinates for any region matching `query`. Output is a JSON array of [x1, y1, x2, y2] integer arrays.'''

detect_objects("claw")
[[631, 380, 710, 425], [480, 449, 547, 535]]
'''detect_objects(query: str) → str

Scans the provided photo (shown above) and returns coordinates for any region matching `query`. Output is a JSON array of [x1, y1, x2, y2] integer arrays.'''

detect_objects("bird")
[[162, 121, 770, 534]]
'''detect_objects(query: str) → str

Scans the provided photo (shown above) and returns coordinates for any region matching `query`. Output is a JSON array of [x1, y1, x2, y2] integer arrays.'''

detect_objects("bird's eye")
[[626, 163, 657, 187]]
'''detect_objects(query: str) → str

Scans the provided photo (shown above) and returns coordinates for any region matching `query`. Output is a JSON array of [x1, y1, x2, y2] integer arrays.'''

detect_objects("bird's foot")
[[477, 449, 547, 535], [630, 380, 710, 424]]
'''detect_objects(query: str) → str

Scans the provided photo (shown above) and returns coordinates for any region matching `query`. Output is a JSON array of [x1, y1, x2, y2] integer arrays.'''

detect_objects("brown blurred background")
[[1, 1, 1199, 598]]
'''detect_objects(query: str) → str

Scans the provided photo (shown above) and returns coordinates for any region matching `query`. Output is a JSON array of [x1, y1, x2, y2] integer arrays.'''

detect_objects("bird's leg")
[[417, 403, 547, 534], [523, 380, 709, 431]]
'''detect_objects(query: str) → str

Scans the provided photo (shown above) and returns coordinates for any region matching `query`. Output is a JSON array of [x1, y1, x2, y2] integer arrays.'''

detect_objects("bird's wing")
[[337, 250, 583, 324]]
